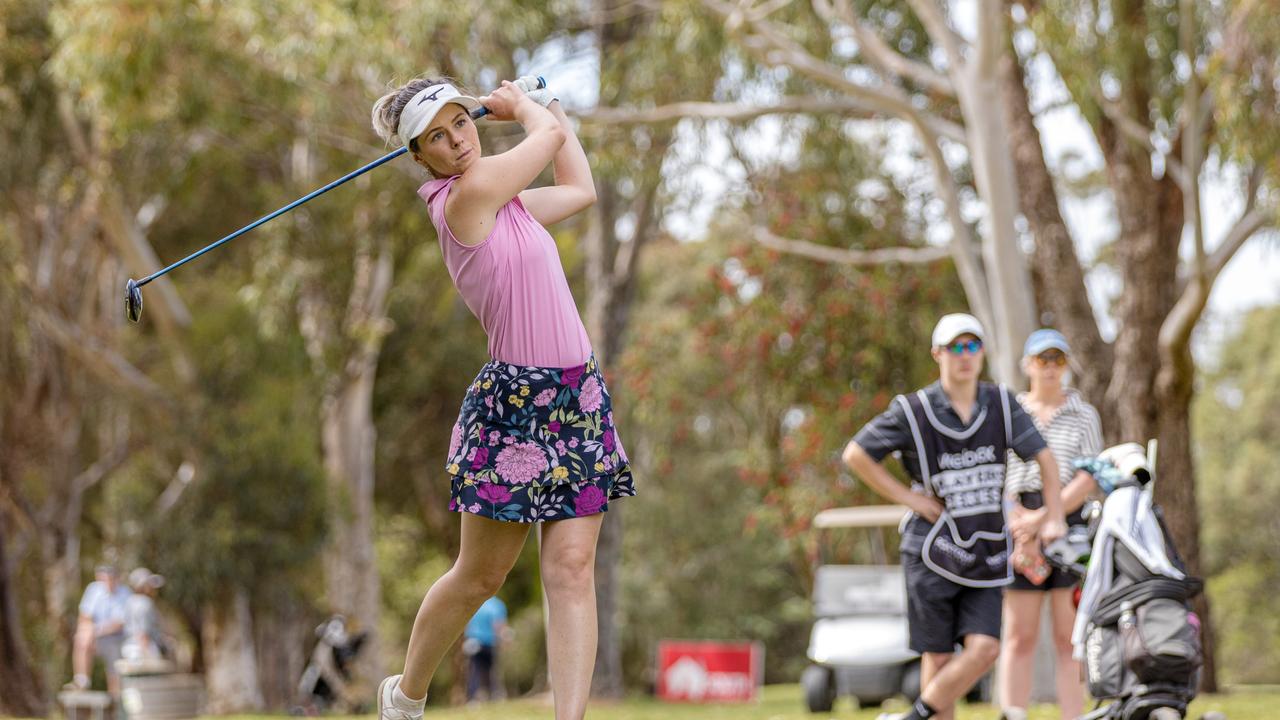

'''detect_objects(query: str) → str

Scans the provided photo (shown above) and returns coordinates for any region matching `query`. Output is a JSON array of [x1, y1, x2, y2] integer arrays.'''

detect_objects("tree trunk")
[[321, 365, 384, 690], [954, 1, 1036, 386], [583, 184, 628, 699], [254, 595, 311, 710], [294, 134, 394, 691], [998, 38, 1114, 419], [1155, 344, 1218, 691], [583, 0, 673, 694], [0, 522, 47, 717], [203, 590, 265, 713]]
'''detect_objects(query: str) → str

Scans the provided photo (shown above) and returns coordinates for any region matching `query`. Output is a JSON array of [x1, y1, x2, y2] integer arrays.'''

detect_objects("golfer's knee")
[[452, 562, 509, 601], [542, 545, 595, 594]]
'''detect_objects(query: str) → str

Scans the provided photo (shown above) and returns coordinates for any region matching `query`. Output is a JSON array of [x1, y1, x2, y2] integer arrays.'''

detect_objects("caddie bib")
[[898, 384, 1014, 587]]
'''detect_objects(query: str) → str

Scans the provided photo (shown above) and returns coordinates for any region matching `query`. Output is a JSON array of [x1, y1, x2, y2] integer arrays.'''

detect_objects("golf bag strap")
[[1091, 576, 1203, 627]]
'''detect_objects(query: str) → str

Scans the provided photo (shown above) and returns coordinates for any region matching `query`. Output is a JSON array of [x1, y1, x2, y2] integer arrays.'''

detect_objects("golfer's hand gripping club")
[[123, 76, 546, 323]]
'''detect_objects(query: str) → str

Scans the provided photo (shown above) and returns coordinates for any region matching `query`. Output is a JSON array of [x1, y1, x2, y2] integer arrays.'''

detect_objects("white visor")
[[396, 83, 482, 150]]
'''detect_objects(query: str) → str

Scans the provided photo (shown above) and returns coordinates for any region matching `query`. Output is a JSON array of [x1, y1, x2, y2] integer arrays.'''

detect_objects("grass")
[[218, 684, 1276, 720]]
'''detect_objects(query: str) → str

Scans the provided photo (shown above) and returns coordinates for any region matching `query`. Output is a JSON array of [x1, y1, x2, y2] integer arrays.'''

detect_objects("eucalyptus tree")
[[599, 0, 1278, 687]]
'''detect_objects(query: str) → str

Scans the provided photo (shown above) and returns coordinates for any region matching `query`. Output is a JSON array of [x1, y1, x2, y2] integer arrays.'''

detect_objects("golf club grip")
[[470, 75, 547, 119]]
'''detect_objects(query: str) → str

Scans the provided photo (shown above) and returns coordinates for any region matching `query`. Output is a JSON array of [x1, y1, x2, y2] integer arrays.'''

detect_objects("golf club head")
[[125, 279, 143, 323]]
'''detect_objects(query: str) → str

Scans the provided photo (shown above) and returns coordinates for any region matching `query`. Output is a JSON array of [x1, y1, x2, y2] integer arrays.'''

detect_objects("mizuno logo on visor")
[[418, 87, 446, 105]]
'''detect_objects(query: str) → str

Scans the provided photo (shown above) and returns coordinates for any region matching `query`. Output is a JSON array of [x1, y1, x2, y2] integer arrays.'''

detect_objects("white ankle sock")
[[392, 682, 426, 712]]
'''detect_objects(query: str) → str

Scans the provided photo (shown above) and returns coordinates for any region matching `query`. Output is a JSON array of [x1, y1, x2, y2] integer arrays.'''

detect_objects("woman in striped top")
[[998, 329, 1103, 720]]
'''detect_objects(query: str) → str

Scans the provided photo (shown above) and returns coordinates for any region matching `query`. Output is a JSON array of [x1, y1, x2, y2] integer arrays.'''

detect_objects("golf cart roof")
[[813, 505, 909, 529]]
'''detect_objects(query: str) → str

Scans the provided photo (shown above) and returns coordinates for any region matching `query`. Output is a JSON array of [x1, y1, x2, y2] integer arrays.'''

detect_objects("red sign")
[[656, 640, 764, 703]]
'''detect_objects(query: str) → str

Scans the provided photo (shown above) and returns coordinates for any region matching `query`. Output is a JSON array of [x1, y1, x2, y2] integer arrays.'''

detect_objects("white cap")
[[396, 83, 481, 150], [931, 313, 985, 347]]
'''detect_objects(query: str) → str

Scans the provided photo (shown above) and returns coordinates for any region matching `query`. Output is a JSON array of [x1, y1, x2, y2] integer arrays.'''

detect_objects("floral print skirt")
[[446, 355, 636, 523]]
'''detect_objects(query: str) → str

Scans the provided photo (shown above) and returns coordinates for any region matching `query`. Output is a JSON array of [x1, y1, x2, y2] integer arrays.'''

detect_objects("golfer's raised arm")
[[457, 81, 564, 214], [519, 101, 597, 226]]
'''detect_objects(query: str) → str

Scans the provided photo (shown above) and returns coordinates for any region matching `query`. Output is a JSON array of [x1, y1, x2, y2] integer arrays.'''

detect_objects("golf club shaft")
[[137, 102, 502, 288]]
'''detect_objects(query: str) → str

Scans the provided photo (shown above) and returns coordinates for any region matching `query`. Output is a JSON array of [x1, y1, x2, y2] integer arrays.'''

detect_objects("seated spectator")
[[66, 563, 131, 694], [122, 568, 170, 664]]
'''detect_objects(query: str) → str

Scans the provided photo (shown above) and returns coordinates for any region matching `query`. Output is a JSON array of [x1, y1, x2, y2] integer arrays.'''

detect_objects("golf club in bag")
[[124, 76, 545, 323]]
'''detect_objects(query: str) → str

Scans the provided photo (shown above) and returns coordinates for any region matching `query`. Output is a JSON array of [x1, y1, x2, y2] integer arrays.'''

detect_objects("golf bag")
[[1058, 444, 1205, 720], [293, 615, 368, 715]]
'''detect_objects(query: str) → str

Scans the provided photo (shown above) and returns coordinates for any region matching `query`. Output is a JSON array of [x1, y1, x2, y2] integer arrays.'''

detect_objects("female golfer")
[[997, 329, 1102, 720], [370, 76, 634, 720]]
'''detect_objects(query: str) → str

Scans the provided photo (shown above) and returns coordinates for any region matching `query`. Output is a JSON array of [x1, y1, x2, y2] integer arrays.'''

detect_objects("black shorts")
[[903, 550, 1003, 654], [1008, 490, 1084, 592]]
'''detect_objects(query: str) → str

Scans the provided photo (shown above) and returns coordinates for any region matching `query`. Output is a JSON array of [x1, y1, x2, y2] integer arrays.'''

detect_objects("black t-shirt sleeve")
[[852, 397, 913, 462], [1006, 388, 1048, 461]]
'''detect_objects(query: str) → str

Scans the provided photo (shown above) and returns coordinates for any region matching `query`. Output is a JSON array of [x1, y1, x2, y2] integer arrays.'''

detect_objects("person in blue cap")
[[844, 313, 1066, 720], [997, 329, 1103, 720]]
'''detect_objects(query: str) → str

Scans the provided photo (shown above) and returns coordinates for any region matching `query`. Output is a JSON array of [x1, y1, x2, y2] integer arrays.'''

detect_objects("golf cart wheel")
[[801, 664, 836, 713]]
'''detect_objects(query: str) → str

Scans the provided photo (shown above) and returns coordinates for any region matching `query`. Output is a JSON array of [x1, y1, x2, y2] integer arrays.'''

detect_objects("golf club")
[[124, 76, 546, 323]]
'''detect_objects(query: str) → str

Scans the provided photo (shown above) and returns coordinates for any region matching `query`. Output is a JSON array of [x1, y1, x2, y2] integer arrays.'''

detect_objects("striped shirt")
[[1004, 388, 1103, 495]]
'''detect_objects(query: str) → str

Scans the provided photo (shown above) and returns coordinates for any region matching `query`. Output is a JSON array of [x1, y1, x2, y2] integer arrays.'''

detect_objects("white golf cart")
[[801, 505, 989, 712]]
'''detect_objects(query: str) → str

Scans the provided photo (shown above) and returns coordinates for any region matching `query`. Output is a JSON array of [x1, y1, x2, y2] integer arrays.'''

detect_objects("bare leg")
[[540, 513, 605, 720], [398, 514, 531, 700], [920, 635, 1001, 720], [71, 618, 94, 685], [919, 652, 954, 720], [1049, 588, 1084, 719], [999, 590, 1045, 712]]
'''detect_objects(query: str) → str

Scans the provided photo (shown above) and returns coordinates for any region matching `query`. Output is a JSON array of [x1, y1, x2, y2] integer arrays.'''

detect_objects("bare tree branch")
[[57, 95, 193, 334], [905, 114, 996, 335], [154, 462, 197, 517], [31, 307, 169, 403], [581, 96, 967, 143], [1180, 0, 1206, 277], [701, 0, 994, 335], [1095, 93, 1191, 188], [704, 0, 942, 126], [972, 0, 1005, 78], [1160, 172, 1273, 355], [753, 226, 950, 264], [904, 0, 965, 72], [813, 0, 956, 97]]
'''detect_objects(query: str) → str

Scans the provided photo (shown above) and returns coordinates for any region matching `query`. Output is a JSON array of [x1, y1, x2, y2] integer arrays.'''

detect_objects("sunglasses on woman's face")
[[1034, 352, 1068, 367], [945, 340, 983, 355]]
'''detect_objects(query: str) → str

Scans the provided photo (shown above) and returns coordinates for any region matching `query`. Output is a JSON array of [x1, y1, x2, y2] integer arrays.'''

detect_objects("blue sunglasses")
[[944, 340, 983, 355]]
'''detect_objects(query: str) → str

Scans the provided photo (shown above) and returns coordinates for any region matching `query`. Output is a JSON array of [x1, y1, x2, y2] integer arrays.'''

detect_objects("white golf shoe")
[[377, 675, 424, 720]]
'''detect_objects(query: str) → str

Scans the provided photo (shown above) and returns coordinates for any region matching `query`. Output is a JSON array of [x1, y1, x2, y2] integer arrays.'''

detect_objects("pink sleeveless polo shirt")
[[419, 176, 593, 368]]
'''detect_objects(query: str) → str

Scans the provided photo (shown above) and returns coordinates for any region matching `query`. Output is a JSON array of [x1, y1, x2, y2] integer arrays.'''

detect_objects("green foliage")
[[137, 281, 328, 611], [1031, 0, 1184, 132], [1209, 1, 1280, 183], [614, 110, 965, 683], [1195, 304, 1280, 683]]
